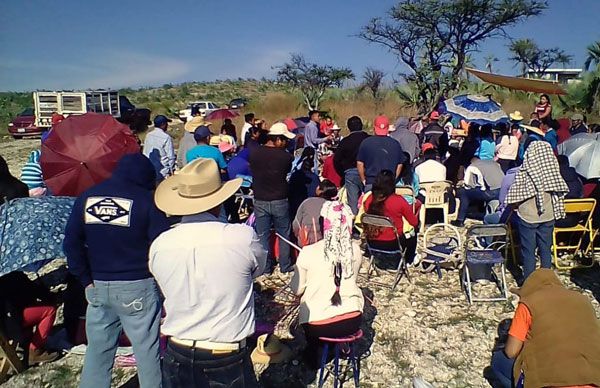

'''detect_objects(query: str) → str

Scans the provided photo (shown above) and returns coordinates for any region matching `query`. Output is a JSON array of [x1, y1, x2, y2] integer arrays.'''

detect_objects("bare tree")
[[359, 0, 546, 114], [359, 68, 385, 101], [484, 54, 499, 73], [275, 53, 354, 110]]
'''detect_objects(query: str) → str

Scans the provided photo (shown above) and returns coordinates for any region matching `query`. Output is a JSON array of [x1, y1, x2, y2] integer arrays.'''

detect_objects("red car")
[[8, 108, 42, 139]]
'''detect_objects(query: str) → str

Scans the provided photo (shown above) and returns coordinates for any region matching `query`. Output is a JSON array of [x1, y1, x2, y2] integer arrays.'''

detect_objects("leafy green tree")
[[359, 68, 385, 101], [360, 0, 546, 114], [509, 38, 572, 77], [584, 41, 600, 72], [275, 53, 354, 110]]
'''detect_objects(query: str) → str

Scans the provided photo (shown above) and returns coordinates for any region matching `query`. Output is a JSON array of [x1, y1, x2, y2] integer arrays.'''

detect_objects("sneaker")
[[450, 220, 464, 228], [28, 349, 59, 365]]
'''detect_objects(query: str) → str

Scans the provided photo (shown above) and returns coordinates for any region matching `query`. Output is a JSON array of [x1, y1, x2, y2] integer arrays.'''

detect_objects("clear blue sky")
[[1, 0, 598, 91]]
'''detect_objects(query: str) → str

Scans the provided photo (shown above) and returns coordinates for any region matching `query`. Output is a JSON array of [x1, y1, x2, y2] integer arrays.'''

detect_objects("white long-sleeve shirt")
[[149, 213, 267, 342], [142, 127, 176, 179]]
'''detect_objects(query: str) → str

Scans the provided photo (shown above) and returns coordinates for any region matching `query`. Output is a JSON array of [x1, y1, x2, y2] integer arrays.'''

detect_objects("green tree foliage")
[[275, 53, 354, 110], [359, 0, 546, 114], [509, 38, 572, 76], [584, 41, 600, 72], [359, 67, 385, 101]]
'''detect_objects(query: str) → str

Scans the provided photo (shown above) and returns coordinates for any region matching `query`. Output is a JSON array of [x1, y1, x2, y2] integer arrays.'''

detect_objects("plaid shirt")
[[506, 141, 569, 220]]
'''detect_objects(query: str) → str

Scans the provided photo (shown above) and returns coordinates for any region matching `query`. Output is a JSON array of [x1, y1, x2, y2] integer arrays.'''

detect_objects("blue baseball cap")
[[153, 115, 172, 127], [193, 125, 213, 141]]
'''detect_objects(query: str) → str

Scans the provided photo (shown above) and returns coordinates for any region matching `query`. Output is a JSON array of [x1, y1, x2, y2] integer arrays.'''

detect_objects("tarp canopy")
[[466, 68, 567, 95]]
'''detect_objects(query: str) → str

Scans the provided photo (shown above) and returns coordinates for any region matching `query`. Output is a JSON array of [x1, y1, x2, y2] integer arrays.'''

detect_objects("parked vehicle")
[[7, 107, 39, 139], [33, 90, 121, 130], [228, 98, 248, 109], [178, 101, 219, 122]]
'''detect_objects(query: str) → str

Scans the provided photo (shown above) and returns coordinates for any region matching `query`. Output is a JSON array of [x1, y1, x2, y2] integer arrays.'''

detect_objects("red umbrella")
[[40, 112, 140, 196], [205, 109, 239, 121]]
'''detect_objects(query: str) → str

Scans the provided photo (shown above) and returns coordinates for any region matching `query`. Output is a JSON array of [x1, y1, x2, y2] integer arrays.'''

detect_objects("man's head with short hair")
[[347, 116, 363, 132], [308, 110, 320, 122], [265, 134, 289, 148], [244, 113, 255, 124], [423, 148, 438, 160]]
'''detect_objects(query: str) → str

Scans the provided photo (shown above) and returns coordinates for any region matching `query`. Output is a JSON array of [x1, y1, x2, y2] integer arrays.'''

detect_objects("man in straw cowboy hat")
[[150, 158, 266, 387], [177, 108, 212, 168]]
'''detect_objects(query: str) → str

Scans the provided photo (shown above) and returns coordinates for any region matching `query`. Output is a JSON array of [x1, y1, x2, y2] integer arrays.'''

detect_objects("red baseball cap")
[[429, 111, 440, 120], [422, 143, 435, 153], [51, 113, 65, 125], [373, 115, 390, 136]]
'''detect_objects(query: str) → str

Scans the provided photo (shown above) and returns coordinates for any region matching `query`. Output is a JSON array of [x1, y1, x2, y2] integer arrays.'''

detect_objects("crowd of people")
[[0, 93, 599, 387]]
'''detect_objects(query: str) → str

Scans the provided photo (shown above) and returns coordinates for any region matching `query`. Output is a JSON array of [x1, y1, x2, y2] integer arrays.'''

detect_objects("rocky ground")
[[0, 137, 598, 387]]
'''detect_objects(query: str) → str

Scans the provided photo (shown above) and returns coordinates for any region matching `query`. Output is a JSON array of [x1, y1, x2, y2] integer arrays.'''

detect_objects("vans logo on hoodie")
[[85, 197, 132, 227]]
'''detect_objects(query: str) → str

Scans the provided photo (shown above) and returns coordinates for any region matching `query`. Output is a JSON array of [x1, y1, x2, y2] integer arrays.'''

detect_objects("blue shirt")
[[476, 138, 496, 160], [544, 129, 558, 152], [186, 144, 227, 169], [304, 120, 326, 149], [357, 135, 406, 185]]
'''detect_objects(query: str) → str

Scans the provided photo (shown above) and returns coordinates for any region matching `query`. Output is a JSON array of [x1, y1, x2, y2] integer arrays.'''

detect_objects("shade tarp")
[[466, 68, 567, 95]]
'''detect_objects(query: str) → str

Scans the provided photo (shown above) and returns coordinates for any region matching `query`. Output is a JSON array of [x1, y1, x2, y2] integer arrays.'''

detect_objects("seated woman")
[[363, 170, 419, 263], [0, 272, 59, 365], [293, 180, 338, 247], [395, 151, 421, 214], [290, 200, 364, 369]]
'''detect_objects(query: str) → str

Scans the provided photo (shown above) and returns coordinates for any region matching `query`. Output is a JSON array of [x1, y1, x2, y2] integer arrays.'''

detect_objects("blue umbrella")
[[0, 196, 75, 276], [438, 94, 508, 125]]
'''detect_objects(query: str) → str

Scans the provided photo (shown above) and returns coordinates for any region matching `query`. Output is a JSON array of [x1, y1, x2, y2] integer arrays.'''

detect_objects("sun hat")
[[331, 124, 341, 131], [571, 113, 584, 121], [250, 334, 292, 364], [184, 116, 212, 132], [154, 158, 242, 216], [509, 111, 524, 121], [268, 122, 296, 139], [521, 124, 545, 137], [193, 126, 213, 142], [153, 115, 172, 127], [388, 124, 397, 132], [429, 111, 440, 120], [218, 142, 234, 153], [373, 115, 390, 136]]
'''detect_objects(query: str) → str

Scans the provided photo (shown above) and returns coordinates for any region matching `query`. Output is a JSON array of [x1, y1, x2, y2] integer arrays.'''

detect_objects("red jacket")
[[364, 194, 418, 241], [322, 155, 342, 187]]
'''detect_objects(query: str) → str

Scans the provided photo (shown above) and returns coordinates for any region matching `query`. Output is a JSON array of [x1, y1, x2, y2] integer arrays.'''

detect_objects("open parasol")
[[40, 113, 140, 196]]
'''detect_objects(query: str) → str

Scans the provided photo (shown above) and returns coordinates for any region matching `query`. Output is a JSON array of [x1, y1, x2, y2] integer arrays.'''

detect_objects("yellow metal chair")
[[552, 198, 596, 270]]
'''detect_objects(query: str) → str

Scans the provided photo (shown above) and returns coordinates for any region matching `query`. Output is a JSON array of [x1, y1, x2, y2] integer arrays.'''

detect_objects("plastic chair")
[[462, 224, 509, 304], [318, 329, 363, 388], [419, 181, 452, 226], [360, 214, 410, 290], [552, 198, 596, 270], [421, 223, 462, 279]]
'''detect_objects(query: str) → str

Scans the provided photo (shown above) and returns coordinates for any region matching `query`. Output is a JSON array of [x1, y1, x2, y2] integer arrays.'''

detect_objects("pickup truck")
[[178, 101, 219, 122]]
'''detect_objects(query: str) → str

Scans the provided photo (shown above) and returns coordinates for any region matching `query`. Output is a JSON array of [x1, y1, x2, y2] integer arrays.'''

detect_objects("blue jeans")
[[519, 218, 554, 280], [254, 199, 293, 272], [344, 168, 363, 215], [457, 188, 500, 223], [162, 341, 257, 388], [81, 278, 162, 388], [490, 350, 514, 388]]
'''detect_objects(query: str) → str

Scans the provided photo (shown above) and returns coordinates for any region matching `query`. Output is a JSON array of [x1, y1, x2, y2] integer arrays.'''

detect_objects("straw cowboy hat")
[[509, 111, 524, 121], [521, 124, 545, 137], [154, 158, 242, 216], [250, 334, 292, 364], [184, 116, 212, 132]]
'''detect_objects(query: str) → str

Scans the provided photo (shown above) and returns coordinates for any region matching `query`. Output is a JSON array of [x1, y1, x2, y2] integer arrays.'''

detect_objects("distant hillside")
[[120, 79, 290, 118], [0, 92, 31, 136]]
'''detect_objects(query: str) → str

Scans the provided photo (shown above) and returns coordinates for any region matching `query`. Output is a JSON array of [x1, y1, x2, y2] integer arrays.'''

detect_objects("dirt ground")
[[0, 137, 599, 388]]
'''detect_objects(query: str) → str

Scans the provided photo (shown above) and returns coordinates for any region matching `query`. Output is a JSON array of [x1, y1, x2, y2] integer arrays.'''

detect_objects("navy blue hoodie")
[[64, 153, 170, 287]]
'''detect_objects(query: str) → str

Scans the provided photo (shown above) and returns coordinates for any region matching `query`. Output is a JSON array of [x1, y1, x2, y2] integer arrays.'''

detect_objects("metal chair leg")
[[350, 343, 360, 388], [318, 343, 329, 388], [333, 344, 340, 388]]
